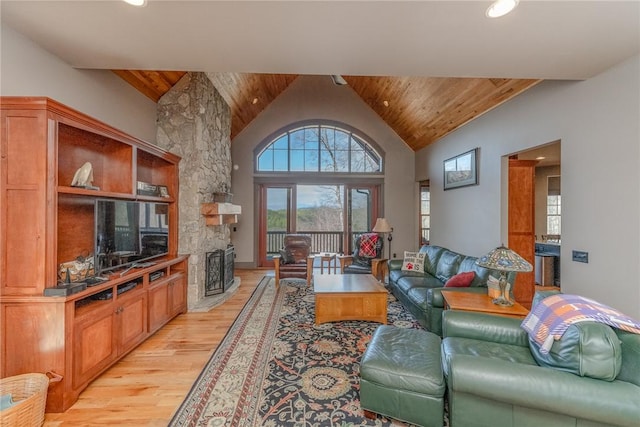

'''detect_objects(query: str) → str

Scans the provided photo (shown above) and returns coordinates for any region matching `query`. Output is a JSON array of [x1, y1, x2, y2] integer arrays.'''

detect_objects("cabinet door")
[[117, 291, 148, 355], [73, 305, 116, 389], [1, 109, 53, 295], [169, 274, 186, 317], [148, 282, 170, 333]]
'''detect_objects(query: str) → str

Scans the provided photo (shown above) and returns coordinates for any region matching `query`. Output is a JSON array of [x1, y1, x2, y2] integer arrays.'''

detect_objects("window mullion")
[[317, 125, 321, 172], [287, 131, 291, 171]]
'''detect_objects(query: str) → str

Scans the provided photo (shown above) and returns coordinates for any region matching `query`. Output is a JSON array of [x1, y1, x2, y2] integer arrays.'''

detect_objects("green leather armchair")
[[440, 310, 640, 427]]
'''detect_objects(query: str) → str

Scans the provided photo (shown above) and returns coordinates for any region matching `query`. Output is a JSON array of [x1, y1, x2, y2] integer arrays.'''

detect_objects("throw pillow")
[[359, 233, 379, 258], [401, 251, 426, 272], [444, 271, 476, 287], [278, 248, 294, 264]]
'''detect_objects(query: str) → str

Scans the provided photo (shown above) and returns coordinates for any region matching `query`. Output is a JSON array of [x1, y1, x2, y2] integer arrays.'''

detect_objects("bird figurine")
[[71, 161, 94, 187]]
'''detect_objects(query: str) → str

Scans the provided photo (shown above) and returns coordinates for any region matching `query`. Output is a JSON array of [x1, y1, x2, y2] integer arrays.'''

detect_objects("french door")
[[258, 183, 379, 267]]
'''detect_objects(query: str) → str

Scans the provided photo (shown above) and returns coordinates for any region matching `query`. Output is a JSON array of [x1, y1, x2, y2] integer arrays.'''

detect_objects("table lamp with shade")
[[372, 218, 393, 259], [476, 245, 532, 306]]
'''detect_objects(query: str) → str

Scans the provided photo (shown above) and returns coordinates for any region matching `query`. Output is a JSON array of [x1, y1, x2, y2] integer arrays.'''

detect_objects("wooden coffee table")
[[314, 274, 388, 324], [441, 290, 529, 319]]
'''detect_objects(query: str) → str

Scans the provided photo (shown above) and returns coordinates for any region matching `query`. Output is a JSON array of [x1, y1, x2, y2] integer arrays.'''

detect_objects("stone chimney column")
[[155, 72, 232, 309]]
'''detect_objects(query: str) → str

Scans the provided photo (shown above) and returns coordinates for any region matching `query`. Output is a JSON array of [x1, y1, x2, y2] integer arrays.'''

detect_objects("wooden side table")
[[318, 253, 337, 274], [441, 290, 529, 319]]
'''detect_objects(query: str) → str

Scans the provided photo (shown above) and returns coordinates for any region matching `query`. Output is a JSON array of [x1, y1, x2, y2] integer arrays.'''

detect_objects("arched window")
[[256, 123, 383, 173]]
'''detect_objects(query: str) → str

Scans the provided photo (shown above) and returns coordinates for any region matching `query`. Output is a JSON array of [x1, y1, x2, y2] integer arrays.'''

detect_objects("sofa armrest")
[[388, 259, 403, 271], [449, 354, 640, 427], [429, 286, 487, 309], [442, 311, 529, 347]]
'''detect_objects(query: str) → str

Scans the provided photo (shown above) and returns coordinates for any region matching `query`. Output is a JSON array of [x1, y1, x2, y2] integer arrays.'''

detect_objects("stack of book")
[[137, 181, 159, 196]]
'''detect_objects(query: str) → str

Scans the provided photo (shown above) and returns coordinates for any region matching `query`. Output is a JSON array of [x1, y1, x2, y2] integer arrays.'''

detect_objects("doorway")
[[507, 140, 561, 299]]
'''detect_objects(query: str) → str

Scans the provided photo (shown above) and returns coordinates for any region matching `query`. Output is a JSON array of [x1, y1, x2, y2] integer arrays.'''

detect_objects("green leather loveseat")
[[441, 309, 640, 426], [388, 245, 515, 336]]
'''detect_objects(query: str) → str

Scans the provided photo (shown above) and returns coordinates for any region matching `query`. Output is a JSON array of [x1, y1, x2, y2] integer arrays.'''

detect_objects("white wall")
[[231, 75, 416, 265], [416, 54, 640, 317], [1, 25, 157, 142]]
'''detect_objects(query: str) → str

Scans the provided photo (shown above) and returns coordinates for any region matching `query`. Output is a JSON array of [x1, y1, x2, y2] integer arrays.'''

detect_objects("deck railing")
[[267, 231, 366, 256]]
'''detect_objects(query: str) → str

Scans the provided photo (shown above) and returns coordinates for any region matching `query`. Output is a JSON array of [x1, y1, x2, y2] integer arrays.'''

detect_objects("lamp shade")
[[476, 245, 532, 272], [372, 218, 392, 233]]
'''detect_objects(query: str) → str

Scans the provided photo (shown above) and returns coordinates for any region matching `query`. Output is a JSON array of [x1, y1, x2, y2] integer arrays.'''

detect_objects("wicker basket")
[[0, 373, 49, 427]]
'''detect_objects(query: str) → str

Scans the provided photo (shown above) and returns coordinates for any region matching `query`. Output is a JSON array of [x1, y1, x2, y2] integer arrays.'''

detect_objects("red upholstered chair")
[[273, 234, 314, 287]]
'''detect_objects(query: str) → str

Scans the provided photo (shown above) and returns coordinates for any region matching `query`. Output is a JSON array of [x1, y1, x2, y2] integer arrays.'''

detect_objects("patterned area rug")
[[169, 276, 436, 427]]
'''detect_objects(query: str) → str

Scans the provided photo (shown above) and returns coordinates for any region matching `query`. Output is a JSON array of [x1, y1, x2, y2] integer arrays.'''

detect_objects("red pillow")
[[358, 233, 379, 257], [444, 271, 475, 288]]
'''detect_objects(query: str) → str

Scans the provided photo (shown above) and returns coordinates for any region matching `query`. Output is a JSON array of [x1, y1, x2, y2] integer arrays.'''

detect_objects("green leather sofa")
[[387, 245, 515, 336], [440, 309, 640, 427]]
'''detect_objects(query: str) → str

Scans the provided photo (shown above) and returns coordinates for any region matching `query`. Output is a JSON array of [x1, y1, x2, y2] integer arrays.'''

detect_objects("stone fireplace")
[[155, 72, 235, 310]]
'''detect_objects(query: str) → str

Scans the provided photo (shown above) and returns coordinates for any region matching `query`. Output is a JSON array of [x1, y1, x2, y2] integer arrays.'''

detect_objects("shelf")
[[201, 202, 241, 226], [136, 194, 175, 203], [58, 186, 134, 199]]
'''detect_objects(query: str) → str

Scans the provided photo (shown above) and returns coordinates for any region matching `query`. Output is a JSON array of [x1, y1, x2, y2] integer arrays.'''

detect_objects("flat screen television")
[[95, 199, 169, 275]]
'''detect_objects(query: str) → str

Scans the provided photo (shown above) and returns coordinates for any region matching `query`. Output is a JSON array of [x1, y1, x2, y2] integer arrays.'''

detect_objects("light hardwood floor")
[[43, 268, 543, 426], [44, 269, 267, 426]]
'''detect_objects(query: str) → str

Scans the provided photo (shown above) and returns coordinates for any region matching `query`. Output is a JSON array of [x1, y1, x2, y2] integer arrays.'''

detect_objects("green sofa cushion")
[[528, 322, 623, 381], [458, 256, 492, 287], [435, 250, 464, 283], [396, 275, 442, 294], [420, 245, 445, 276], [442, 337, 537, 377]]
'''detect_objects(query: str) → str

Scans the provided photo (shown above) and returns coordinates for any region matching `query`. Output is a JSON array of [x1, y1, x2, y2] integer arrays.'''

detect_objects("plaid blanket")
[[521, 294, 640, 354]]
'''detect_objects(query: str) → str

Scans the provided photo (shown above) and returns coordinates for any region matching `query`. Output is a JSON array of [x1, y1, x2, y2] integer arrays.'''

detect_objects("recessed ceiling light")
[[535, 156, 546, 160], [123, 0, 147, 7], [383, 100, 390, 107], [486, 0, 519, 18], [252, 97, 259, 105]]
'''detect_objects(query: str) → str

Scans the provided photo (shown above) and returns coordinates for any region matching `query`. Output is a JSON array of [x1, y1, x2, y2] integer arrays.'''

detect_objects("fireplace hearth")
[[205, 245, 235, 296]]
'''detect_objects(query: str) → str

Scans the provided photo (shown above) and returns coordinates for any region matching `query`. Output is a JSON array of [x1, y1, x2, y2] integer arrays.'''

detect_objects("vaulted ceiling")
[[114, 70, 540, 151], [3, 1, 637, 151]]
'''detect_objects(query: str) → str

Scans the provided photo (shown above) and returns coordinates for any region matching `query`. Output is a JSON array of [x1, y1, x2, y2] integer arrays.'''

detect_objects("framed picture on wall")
[[443, 148, 478, 190]]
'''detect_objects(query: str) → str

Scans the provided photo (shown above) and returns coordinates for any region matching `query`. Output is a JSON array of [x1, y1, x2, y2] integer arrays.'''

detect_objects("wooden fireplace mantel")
[[201, 202, 242, 225]]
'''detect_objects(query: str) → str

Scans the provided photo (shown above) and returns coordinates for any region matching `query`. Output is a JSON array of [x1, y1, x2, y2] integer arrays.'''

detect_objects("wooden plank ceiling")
[[114, 70, 540, 151]]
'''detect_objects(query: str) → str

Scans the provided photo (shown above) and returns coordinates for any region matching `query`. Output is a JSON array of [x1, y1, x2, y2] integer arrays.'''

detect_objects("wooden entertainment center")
[[0, 97, 188, 412]]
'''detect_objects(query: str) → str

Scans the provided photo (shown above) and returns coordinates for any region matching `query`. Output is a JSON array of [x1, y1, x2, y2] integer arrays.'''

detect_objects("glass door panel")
[[346, 186, 378, 253], [296, 185, 344, 254], [260, 186, 292, 266]]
